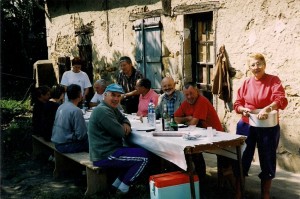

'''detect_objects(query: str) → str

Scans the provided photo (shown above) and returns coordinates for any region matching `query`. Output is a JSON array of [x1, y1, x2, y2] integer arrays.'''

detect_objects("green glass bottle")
[[169, 114, 178, 131], [162, 104, 170, 131]]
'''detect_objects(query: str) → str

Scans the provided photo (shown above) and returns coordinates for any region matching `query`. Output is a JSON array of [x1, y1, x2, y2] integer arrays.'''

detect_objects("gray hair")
[[95, 79, 106, 87]]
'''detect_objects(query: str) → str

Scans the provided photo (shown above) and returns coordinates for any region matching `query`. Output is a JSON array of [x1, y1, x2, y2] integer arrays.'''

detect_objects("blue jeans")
[[55, 138, 89, 153]]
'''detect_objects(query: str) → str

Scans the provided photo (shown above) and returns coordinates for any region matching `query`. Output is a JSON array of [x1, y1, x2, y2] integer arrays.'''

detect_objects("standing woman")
[[234, 53, 288, 199]]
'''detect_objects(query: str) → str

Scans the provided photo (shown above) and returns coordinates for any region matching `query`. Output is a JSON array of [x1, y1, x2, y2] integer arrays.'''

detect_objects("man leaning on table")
[[88, 83, 149, 197], [155, 76, 185, 118], [174, 82, 223, 197]]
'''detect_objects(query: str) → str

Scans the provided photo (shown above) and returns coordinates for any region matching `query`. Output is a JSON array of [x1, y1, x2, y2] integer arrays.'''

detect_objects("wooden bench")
[[32, 135, 107, 196]]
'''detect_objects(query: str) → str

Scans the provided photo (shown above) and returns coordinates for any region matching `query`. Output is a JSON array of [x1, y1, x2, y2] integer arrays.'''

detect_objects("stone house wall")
[[44, 0, 300, 173]]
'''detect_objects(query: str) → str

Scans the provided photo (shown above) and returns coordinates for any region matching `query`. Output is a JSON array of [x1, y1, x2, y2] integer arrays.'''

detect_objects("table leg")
[[185, 148, 196, 199], [236, 145, 245, 198]]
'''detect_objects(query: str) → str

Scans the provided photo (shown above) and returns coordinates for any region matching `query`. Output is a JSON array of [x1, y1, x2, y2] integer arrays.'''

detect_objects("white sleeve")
[[60, 72, 69, 86], [83, 72, 92, 89]]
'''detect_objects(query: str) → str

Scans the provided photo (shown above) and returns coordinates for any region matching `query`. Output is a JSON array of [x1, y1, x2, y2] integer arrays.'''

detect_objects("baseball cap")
[[104, 83, 124, 94]]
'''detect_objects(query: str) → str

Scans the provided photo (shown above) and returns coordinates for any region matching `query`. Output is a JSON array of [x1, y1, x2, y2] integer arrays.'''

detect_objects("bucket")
[[249, 109, 278, 127]]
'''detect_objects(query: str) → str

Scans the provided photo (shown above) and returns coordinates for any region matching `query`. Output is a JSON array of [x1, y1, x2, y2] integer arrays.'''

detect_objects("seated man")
[[136, 78, 159, 117], [32, 85, 50, 138], [156, 77, 185, 118], [51, 84, 88, 153], [88, 83, 149, 196], [174, 82, 223, 197], [89, 79, 107, 108]]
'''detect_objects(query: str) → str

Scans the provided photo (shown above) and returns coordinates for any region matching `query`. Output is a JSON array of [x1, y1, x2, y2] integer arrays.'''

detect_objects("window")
[[191, 12, 214, 101]]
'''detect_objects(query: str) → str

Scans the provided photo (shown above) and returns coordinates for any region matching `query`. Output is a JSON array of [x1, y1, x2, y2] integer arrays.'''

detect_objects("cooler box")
[[149, 171, 200, 199]]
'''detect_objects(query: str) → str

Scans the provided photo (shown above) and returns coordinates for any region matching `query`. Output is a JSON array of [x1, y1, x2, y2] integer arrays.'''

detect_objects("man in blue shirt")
[[51, 84, 88, 153]]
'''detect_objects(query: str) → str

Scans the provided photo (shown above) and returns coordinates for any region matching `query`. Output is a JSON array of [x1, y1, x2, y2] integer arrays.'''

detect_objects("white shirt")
[[90, 93, 104, 104], [60, 70, 92, 101]]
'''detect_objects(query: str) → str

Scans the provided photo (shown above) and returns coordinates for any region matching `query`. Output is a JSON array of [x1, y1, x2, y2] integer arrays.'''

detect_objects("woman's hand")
[[239, 107, 251, 117], [257, 109, 269, 120]]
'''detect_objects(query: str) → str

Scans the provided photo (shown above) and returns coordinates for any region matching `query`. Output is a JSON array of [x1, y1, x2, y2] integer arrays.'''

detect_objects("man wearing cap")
[[89, 79, 107, 108], [117, 56, 143, 114], [88, 83, 149, 196]]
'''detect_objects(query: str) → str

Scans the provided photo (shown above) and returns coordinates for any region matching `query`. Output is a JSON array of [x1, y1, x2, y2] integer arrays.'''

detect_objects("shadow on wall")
[[46, 0, 161, 19], [92, 49, 123, 84]]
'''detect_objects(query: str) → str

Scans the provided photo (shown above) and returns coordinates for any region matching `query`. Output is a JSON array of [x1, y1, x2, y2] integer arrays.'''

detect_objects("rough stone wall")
[[214, 0, 300, 173], [45, 0, 300, 172]]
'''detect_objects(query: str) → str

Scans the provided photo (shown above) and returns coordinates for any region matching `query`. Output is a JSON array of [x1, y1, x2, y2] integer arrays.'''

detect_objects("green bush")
[[1, 100, 32, 156], [0, 99, 31, 124]]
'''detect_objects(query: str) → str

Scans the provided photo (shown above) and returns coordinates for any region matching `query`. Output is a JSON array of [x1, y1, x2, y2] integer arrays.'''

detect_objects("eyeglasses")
[[250, 62, 264, 68]]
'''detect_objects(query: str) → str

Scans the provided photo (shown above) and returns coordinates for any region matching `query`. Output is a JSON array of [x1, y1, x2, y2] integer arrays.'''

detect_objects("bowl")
[[249, 109, 278, 127]]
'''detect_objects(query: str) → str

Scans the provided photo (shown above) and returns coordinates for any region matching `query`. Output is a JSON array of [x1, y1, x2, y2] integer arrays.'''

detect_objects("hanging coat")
[[212, 45, 232, 102]]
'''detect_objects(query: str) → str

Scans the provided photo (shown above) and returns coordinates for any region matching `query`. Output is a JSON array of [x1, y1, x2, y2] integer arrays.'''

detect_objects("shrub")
[[0, 99, 31, 125], [1, 100, 32, 156]]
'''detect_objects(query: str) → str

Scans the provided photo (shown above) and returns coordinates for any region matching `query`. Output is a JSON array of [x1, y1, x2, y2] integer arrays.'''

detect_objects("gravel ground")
[[1, 151, 299, 199]]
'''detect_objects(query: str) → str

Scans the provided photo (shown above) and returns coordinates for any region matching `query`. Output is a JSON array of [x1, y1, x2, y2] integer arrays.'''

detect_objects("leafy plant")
[[0, 99, 31, 124], [1, 100, 32, 156]]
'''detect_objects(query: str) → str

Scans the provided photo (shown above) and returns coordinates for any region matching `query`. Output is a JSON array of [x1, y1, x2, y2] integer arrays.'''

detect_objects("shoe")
[[108, 186, 118, 195], [114, 190, 131, 199]]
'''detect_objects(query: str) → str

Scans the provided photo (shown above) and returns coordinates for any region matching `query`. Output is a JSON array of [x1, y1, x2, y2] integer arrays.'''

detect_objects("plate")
[[132, 122, 156, 131]]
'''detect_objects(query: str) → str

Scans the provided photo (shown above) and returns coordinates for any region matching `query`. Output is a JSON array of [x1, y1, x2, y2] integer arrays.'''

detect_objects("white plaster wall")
[[45, 0, 300, 172]]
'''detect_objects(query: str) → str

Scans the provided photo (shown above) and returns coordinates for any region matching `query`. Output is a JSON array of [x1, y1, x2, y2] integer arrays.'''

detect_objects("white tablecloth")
[[126, 114, 245, 171], [84, 113, 245, 171]]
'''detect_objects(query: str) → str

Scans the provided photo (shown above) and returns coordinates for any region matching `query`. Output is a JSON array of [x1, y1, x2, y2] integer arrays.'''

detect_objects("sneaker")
[[114, 190, 130, 199]]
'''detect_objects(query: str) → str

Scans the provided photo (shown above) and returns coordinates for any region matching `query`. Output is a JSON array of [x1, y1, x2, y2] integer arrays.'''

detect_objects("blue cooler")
[[149, 171, 200, 199]]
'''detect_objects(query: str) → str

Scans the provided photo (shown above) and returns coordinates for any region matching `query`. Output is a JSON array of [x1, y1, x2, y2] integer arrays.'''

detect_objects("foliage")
[[1, 0, 47, 99], [1, 100, 32, 156], [0, 99, 31, 124]]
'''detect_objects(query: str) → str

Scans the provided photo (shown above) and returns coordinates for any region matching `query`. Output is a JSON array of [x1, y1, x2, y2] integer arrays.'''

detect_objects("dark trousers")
[[234, 120, 280, 180], [55, 138, 89, 153], [93, 147, 149, 186]]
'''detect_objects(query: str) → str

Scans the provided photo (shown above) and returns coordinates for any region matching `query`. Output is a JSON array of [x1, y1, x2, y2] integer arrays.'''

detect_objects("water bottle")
[[148, 99, 156, 128], [82, 100, 87, 114]]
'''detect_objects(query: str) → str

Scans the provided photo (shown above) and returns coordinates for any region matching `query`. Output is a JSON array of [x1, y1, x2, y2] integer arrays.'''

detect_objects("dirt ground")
[[1, 150, 300, 199]]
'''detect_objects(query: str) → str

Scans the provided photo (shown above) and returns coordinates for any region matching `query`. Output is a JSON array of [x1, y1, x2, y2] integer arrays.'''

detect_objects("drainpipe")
[[105, 0, 109, 45], [180, 34, 184, 89]]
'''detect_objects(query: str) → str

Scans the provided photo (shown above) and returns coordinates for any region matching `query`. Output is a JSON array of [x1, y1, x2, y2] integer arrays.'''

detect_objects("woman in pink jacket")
[[234, 53, 288, 199]]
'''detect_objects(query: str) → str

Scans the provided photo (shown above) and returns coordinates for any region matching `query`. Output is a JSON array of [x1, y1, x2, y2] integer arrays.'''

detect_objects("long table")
[[126, 115, 246, 199]]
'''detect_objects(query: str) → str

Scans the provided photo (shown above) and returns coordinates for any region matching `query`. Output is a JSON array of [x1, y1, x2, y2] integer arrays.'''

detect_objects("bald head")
[[161, 77, 176, 96]]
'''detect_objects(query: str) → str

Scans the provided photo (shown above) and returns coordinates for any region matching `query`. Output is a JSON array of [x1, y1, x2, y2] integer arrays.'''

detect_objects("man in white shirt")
[[60, 57, 92, 102], [89, 79, 107, 108]]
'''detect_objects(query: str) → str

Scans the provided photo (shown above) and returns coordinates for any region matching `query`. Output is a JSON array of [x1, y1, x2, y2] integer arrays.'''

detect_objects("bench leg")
[[85, 168, 107, 196], [32, 137, 50, 159], [53, 151, 81, 178]]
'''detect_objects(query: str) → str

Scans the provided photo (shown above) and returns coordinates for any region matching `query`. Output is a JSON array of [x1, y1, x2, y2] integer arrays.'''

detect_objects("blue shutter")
[[144, 17, 162, 89], [133, 19, 144, 75], [134, 17, 162, 89]]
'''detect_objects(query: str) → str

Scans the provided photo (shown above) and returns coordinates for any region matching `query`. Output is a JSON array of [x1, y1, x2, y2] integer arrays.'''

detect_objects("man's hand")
[[123, 123, 131, 136]]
